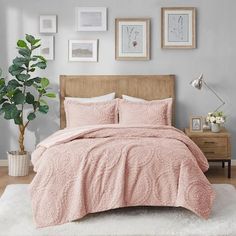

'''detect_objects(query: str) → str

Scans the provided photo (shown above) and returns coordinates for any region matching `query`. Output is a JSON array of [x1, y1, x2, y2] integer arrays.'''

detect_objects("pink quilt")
[[29, 125, 215, 228]]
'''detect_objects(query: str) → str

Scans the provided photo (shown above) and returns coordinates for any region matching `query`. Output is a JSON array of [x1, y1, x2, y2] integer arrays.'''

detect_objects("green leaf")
[[6, 90, 14, 99], [44, 92, 56, 98], [33, 39, 41, 45], [29, 68, 35, 72], [17, 40, 27, 48], [16, 74, 30, 82], [7, 79, 22, 90], [41, 78, 49, 88], [18, 48, 31, 58], [0, 78, 5, 87], [0, 98, 8, 105], [13, 57, 29, 67], [9, 65, 25, 76], [25, 92, 34, 104], [39, 99, 48, 106], [13, 92, 25, 105], [27, 112, 36, 121], [33, 55, 46, 62], [26, 34, 35, 44], [33, 101, 40, 110], [38, 105, 49, 114], [3, 104, 18, 120], [32, 77, 41, 83], [14, 113, 22, 125], [24, 79, 34, 86], [32, 44, 41, 50], [31, 62, 47, 69]]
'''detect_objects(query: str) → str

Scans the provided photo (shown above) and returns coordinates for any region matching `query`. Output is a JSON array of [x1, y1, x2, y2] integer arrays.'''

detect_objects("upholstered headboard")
[[60, 75, 175, 129]]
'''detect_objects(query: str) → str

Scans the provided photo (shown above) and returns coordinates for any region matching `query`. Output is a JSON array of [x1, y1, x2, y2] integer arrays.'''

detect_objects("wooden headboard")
[[60, 75, 175, 129]]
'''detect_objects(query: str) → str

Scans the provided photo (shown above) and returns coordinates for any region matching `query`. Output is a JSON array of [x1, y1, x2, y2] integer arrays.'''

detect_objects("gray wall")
[[0, 0, 235, 160]]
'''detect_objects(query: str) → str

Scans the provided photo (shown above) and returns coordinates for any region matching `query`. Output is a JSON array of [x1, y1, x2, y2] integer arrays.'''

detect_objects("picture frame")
[[40, 15, 57, 33], [76, 7, 107, 31], [38, 36, 54, 61], [115, 18, 150, 60], [190, 116, 203, 132], [161, 7, 196, 49], [68, 40, 98, 62]]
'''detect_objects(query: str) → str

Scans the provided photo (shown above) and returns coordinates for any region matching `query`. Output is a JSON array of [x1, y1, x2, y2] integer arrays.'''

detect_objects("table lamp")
[[190, 73, 225, 112]]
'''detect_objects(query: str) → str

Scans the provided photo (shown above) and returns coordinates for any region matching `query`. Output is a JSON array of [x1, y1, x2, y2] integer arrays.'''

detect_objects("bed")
[[29, 75, 215, 228]]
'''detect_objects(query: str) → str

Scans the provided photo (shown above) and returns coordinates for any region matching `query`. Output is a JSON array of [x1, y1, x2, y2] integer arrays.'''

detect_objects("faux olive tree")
[[0, 34, 55, 154]]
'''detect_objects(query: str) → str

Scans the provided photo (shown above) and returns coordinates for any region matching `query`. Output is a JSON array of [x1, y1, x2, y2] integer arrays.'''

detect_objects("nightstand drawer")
[[191, 137, 227, 148], [201, 147, 228, 159]]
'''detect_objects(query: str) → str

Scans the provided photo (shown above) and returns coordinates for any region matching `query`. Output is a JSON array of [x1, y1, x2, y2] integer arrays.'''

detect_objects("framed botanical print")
[[190, 116, 203, 132], [40, 15, 57, 33], [161, 7, 196, 49], [76, 7, 107, 31], [38, 36, 54, 60], [68, 40, 98, 62], [115, 18, 150, 60]]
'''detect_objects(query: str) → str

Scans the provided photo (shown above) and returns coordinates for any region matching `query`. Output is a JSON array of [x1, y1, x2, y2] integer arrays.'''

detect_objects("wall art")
[[76, 7, 107, 31], [40, 15, 57, 33], [115, 18, 150, 60], [161, 7, 196, 49], [69, 40, 98, 62]]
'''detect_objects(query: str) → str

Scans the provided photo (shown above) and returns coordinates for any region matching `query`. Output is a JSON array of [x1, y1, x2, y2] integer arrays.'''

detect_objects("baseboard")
[[0, 160, 8, 166]]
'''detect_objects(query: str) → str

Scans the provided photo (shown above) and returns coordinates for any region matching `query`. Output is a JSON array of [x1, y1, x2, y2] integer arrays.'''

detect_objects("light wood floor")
[[0, 165, 236, 197]]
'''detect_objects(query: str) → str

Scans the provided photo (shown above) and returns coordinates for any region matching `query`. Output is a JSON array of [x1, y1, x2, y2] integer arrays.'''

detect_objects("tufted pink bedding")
[[29, 125, 215, 228]]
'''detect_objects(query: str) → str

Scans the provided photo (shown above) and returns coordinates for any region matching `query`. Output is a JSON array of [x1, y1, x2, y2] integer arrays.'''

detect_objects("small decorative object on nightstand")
[[185, 128, 231, 178], [190, 116, 203, 132], [206, 111, 226, 133]]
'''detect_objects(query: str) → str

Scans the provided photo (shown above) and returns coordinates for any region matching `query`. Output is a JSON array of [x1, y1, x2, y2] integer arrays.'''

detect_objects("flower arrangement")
[[206, 111, 225, 124]]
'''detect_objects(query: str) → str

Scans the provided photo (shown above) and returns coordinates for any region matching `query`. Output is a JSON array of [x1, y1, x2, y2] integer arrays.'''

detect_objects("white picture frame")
[[161, 7, 196, 49], [190, 116, 203, 132], [68, 40, 98, 62], [76, 7, 107, 31], [40, 15, 57, 33], [38, 36, 54, 60], [115, 18, 150, 61]]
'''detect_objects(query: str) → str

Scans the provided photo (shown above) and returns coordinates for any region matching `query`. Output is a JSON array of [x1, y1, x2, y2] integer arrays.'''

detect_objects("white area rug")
[[0, 184, 236, 236]]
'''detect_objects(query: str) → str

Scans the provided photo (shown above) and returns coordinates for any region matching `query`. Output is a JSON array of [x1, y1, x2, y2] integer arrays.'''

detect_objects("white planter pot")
[[7, 151, 30, 176], [211, 123, 221, 133]]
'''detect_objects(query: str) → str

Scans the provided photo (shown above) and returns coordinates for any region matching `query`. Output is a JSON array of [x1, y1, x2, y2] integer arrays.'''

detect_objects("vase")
[[211, 123, 221, 133], [7, 151, 30, 176]]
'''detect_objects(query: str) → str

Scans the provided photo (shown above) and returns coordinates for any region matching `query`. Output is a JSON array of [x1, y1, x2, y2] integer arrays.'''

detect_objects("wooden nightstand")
[[184, 128, 231, 178]]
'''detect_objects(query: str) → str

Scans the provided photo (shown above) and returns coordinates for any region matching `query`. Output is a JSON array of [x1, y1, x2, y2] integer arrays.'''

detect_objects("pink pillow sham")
[[64, 99, 118, 128], [119, 98, 173, 126]]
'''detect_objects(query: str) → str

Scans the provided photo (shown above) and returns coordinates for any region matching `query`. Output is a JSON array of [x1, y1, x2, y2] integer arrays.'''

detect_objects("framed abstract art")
[[76, 7, 107, 31], [115, 18, 150, 60], [68, 40, 98, 62], [161, 7, 196, 49], [39, 15, 57, 33]]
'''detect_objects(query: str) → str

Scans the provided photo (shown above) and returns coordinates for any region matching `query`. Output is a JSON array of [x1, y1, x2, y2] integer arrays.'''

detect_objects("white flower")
[[216, 117, 221, 124], [210, 117, 216, 123], [206, 116, 210, 122], [221, 117, 225, 123], [208, 112, 213, 116]]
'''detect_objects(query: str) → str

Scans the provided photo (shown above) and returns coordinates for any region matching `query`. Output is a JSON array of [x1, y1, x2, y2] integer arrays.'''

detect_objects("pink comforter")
[[30, 125, 215, 228]]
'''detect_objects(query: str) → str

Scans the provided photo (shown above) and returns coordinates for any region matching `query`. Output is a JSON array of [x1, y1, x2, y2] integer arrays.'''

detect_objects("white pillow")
[[65, 92, 115, 103], [122, 95, 145, 102]]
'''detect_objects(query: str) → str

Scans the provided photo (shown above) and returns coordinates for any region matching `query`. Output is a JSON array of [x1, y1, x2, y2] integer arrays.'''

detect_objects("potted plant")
[[0, 34, 55, 176], [206, 111, 226, 133]]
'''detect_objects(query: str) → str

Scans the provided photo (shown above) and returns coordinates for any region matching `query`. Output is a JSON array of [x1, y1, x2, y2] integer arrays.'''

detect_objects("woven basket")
[[7, 151, 30, 176]]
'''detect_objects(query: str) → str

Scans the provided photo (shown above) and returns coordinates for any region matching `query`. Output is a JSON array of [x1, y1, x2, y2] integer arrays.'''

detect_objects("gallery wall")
[[0, 0, 236, 160]]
